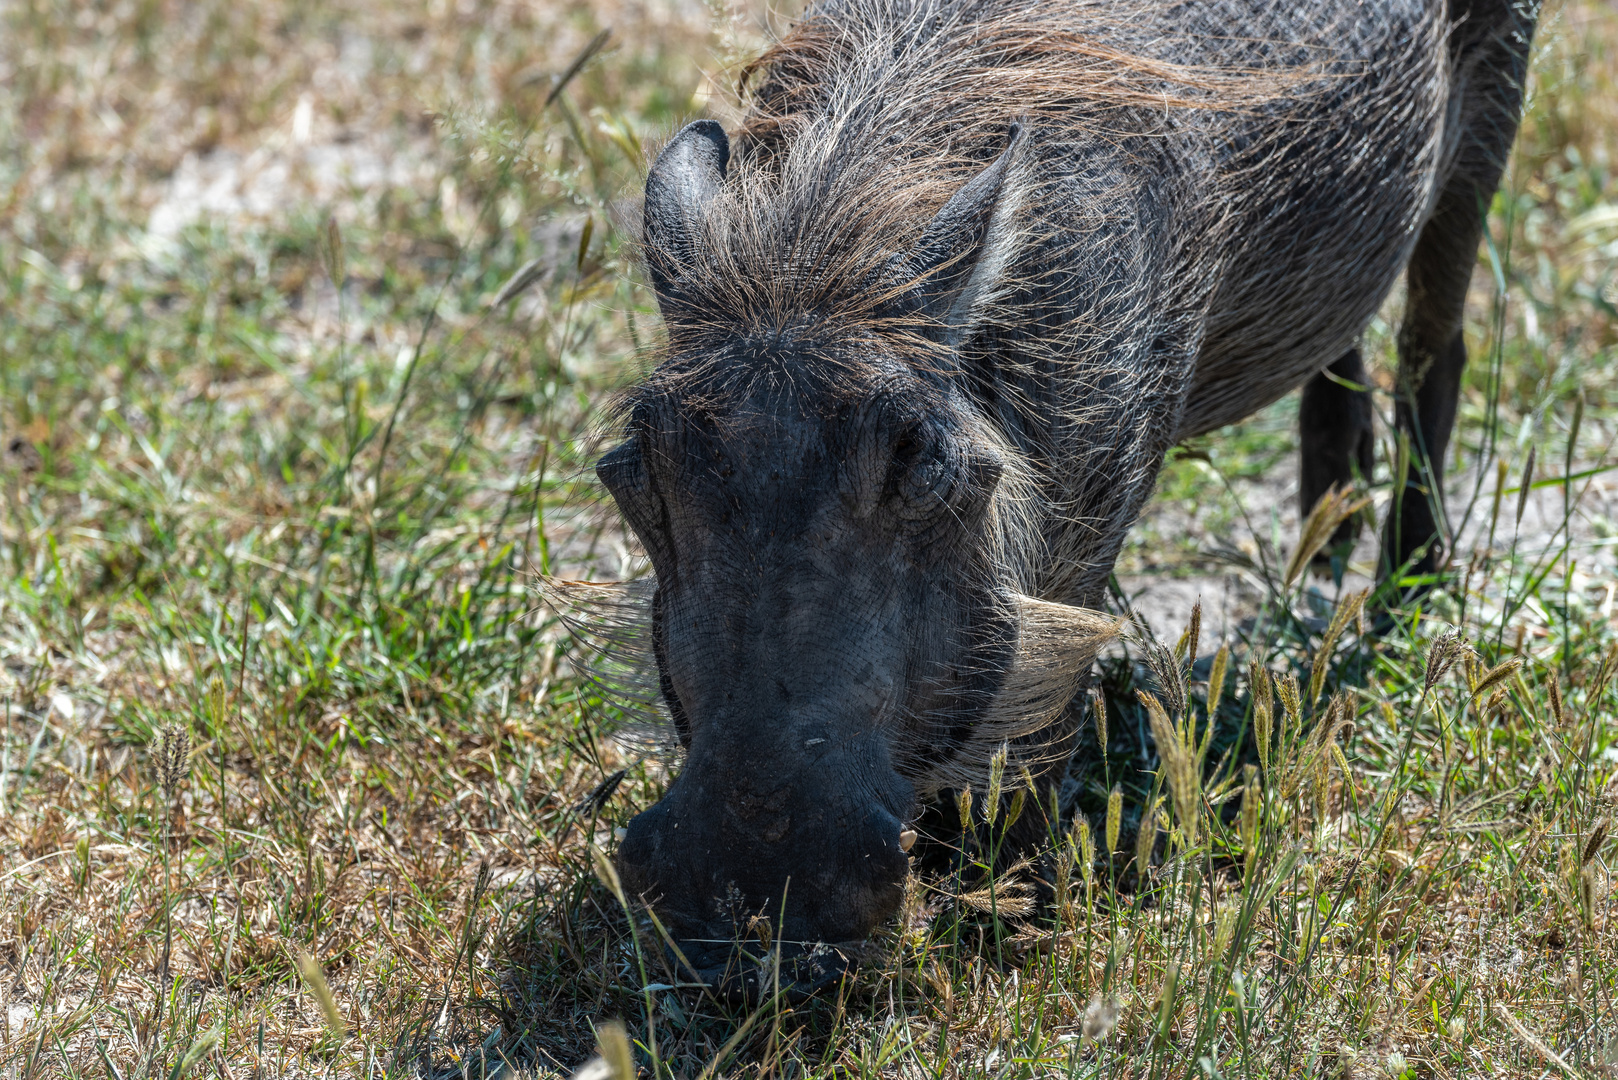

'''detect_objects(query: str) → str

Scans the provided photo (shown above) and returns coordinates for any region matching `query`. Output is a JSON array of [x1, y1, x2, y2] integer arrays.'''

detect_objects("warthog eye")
[[883, 422, 1001, 543], [891, 430, 923, 468], [886, 427, 942, 507]]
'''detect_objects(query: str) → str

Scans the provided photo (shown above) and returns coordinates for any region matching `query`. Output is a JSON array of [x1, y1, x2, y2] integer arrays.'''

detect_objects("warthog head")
[[589, 120, 1115, 991]]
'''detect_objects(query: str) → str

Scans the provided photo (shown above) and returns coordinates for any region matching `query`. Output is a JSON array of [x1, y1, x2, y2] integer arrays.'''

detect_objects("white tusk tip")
[[899, 828, 918, 852]]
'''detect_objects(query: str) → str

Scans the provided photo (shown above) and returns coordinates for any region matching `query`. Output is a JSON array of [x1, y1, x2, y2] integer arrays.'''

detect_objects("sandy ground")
[[1123, 439, 1618, 653]]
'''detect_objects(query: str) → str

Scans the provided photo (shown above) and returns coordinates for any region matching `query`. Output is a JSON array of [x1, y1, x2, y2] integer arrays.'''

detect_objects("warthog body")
[[595, 0, 1537, 987]]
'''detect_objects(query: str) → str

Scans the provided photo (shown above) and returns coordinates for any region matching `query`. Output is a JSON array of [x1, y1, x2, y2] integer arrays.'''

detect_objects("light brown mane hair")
[[642, 0, 1314, 362]]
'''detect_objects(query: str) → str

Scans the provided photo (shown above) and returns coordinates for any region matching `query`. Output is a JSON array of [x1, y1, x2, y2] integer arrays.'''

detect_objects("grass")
[[1, 0, 1615, 1076]]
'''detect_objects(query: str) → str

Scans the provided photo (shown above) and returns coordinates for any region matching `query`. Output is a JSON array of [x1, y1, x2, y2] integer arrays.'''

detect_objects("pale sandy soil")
[[1123, 435, 1618, 654]]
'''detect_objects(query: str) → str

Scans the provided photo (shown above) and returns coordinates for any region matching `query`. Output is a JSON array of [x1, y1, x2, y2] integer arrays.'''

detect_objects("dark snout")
[[615, 747, 913, 994]]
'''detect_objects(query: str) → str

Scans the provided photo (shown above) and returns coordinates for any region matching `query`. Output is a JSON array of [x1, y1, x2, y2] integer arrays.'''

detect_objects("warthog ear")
[[643, 119, 730, 307], [895, 122, 1028, 342]]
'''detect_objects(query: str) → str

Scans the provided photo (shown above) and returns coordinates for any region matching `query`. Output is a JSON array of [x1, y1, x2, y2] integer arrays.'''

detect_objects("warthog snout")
[[615, 736, 914, 991]]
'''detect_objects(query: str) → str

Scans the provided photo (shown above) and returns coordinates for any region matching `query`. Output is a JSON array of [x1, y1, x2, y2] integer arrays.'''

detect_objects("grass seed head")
[[1490, 455, 1510, 537], [1155, 960, 1180, 1041], [1135, 796, 1160, 876], [297, 951, 346, 1040], [206, 676, 228, 730], [1516, 445, 1536, 528], [1309, 589, 1365, 707], [156, 724, 191, 802], [1331, 742, 1352, 791], [1175, 600, 1202, 665], [589, 843, 628, 908], [597, 1020, 634, 1080], [1583, 820, 1608, 865], [956, 785, 974, 831], [1422, 630, 1467, 695], [1213, 904, 1238, 959], [1207, 641, 1229, 712], [985, 742, 1007, 826], [1287, 486, 1373, 587], [1073, 816, 1095, 885], [1274, 673, 1302, 741], [1590, 642, 1618, 705], [1004, 785, 1026, 831], [320, 213, 346, 288], [1091, 687, 1108, 757], [1147, 629, 1189, 721], [1251, 661, 1274, 775], [1475, 660, 1520, 702], [1143, 691, 1199, 848], [1485, 686, 1512, 727], [1106, 785, 1122, 855], [174, 1028, 224, 1076]]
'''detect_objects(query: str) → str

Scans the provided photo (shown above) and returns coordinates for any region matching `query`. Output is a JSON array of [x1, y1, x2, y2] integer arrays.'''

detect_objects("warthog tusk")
[[899, 828, 917, 852]]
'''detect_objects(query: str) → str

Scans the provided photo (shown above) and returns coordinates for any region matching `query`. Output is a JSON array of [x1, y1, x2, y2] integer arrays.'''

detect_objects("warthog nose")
[[612, 786, 912, 994]]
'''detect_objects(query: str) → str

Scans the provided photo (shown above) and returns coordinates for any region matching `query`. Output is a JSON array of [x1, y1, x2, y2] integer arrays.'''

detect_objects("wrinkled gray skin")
[[601, 0, 1537, 991]]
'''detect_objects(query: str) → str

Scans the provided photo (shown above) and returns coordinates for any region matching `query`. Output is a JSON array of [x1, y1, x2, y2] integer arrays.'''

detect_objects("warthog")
[[588, 0, 1537, 988]]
